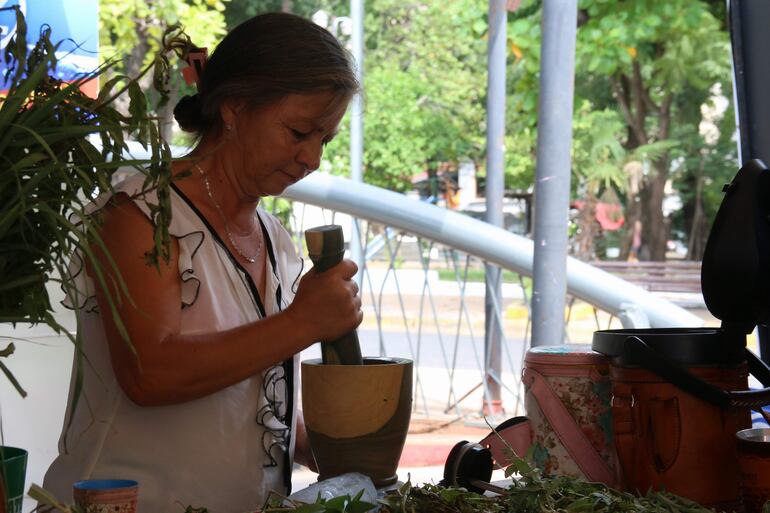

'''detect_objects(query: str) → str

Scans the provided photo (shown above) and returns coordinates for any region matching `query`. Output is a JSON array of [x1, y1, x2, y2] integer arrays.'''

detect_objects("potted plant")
[[0, 6, 193, 510]]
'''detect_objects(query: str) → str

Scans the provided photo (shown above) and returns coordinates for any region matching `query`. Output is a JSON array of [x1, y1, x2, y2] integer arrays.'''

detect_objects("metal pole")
[[349, 0, 364, 283], [531, 0, 578, 347], [728, 0, 770, 362], [484, 0, 506, 416]]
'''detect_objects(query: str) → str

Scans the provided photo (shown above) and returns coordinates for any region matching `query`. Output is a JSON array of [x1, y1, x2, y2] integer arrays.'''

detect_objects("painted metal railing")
[[282, 173, 704, 421]]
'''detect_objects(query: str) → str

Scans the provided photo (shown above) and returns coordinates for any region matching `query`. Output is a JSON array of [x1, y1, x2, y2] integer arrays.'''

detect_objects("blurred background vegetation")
[[98, 0, 737, 263]]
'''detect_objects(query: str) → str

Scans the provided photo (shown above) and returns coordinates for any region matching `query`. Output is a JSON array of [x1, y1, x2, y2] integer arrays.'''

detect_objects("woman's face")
[[223, 90, 349, 199]]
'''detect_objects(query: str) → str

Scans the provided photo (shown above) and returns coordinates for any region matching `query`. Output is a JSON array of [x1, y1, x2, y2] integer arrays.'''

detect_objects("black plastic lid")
[[592, 328, 746, 367], [701, 159, 770, 333]]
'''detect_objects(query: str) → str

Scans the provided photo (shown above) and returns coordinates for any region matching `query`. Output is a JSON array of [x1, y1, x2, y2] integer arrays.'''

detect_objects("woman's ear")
[[218, 100, 241, 135]]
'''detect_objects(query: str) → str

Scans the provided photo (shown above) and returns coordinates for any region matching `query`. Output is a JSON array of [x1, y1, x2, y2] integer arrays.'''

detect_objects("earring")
[[225, 123, 232, 131]]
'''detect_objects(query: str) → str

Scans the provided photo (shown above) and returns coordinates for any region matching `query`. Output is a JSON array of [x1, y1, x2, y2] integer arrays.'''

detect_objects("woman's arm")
[[91, 194, 362, 406]]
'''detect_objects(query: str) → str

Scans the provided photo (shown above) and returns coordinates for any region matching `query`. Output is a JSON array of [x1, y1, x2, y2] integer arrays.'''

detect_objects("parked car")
[[459, 197, 530, 236]]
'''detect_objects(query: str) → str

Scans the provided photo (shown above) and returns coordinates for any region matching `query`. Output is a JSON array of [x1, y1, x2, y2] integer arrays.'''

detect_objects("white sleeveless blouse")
[[44, 174, 303, 513]]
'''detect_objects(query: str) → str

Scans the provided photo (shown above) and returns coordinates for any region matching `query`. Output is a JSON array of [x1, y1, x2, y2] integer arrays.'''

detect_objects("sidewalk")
[[399, 415, 491, 467]]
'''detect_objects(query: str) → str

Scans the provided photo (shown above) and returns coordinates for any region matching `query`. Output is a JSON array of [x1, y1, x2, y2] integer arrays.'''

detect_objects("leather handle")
[[623, 336, 731, 408], [624, 336, 770, 409], [728, 349, 770, 408]]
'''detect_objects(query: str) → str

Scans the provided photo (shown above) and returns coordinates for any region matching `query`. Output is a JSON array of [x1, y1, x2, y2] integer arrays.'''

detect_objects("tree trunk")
[[686, 154, 709, 260], [620, 161, 643, 260], [612, 73, 648, 261], [574, 191, 599, 260], [642, 157, 669, 261], [620, 199, 641, 260], [611, 72, 675, 262], [637, 92, 673, 262]]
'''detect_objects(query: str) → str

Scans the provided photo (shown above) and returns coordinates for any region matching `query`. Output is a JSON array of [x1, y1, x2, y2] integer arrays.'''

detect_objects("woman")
[[44, 12, 362, 512]]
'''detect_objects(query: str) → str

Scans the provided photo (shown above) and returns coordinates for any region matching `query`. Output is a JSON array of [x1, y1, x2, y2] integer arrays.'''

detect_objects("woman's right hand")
[[286, 259, 363, 343]]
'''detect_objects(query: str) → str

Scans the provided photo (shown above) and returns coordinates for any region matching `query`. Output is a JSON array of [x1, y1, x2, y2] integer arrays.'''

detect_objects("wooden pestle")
[[305, 225, 363, 365]]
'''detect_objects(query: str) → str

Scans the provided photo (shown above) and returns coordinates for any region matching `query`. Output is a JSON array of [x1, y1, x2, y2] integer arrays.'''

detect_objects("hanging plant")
[[0, 5, 196, 396]]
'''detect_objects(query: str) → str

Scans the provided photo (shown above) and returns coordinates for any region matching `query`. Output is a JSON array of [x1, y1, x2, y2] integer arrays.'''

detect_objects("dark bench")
[[589, 260, 703, 294]]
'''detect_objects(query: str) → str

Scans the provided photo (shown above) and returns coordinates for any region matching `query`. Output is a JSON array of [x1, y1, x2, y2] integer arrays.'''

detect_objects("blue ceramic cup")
[[73, 479, 138, 513]]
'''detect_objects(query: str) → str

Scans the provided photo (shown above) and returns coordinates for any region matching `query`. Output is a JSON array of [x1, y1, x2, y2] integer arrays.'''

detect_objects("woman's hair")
[[174, 12, 359, 136]]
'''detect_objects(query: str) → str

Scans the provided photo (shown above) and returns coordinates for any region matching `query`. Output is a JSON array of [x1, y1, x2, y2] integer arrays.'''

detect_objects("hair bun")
[[173, 94, 204, 133]]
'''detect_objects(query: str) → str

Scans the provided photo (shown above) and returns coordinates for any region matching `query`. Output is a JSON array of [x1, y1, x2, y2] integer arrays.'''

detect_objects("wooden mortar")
[[301, 357, 413, 487]]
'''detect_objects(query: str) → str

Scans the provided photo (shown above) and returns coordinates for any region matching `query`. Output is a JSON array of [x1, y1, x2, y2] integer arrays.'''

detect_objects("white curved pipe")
[[283, 173, 703, 328]]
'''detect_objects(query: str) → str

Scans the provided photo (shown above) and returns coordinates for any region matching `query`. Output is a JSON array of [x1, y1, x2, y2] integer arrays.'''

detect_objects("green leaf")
[[0, 6, 180, 411], [324, 495, 350, 510], [346, 500, 377, 513], [0, 358, 26, 397]]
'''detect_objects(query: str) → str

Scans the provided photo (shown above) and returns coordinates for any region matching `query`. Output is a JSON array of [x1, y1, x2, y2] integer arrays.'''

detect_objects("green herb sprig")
[[277, 457, 719, 513], [374, 456, 718, 513], [263, 489, 377, 513]]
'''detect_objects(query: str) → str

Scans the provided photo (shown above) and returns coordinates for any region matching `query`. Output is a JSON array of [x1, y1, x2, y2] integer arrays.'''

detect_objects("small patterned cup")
[[737, 428, 770, 513], [73, 479, 138, 513]]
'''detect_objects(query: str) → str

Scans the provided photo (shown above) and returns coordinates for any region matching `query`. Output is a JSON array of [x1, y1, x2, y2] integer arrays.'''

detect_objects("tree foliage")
[[112, 0, 734, 261], [505, 0, 732, 259], [576, 0, 732, 259], [324, 0, 489, 191], [226, 0, 490, 192], [99, 0, 229, 142]]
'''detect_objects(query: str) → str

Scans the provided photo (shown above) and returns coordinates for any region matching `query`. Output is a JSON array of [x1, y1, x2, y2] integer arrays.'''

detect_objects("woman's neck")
[[174, 153, 260, 234]]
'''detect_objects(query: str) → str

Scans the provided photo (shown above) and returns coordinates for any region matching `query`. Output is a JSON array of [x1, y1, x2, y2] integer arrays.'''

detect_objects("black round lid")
[[592, 328, 745, 367]]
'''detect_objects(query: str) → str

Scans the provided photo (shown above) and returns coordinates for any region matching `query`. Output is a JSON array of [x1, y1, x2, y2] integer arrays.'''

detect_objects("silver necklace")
[[196, 163, 262, 263]]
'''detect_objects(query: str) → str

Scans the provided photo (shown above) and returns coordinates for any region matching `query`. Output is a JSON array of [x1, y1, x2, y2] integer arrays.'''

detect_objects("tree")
[[670, 82, 737, 260], [569, 104, 628, 260], [229, 0, 492, 192], [222, 0, 548, 196], [225, 0, 734, 262], [100, 0, 229, 143], [576, 0, 731, 260], [569, 101, 680, 259], [323, 0, 489, 191], [506, 0, 732, 260]]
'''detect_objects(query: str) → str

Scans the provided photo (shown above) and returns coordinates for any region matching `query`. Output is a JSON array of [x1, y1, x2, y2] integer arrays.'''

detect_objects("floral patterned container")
[[73, 479, 137, 513], [523, 344, 619, 486]]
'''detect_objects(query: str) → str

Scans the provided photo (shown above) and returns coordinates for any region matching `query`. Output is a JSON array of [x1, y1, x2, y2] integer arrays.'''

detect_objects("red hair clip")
[[182, 48, 208, 87]]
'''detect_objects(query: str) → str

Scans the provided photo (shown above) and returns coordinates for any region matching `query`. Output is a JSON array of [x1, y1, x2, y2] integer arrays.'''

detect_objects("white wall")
[[0, 285, 75, 507]]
